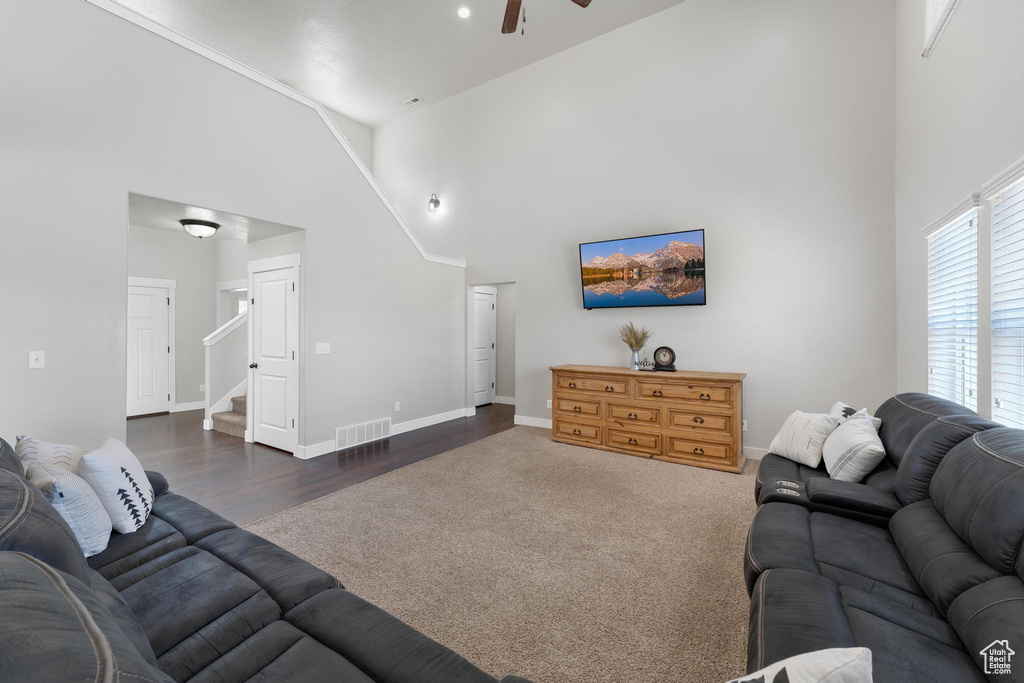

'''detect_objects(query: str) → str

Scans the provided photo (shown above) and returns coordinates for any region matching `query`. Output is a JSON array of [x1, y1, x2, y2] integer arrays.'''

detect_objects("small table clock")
[[653, 346, 677, 372]]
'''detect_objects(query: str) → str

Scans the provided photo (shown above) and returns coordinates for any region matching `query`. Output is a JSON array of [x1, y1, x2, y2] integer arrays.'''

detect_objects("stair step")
[[230, 395, 246, 414], [212, 410, 246, 439]]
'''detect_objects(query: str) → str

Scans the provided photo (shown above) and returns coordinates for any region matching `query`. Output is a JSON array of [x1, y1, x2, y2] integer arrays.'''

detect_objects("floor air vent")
[[336, 417, 392, 450]]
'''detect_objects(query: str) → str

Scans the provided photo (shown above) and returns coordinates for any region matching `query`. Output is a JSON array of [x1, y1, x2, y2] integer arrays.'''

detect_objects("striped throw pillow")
[[26, 463, 112, 556], [822, 411, 886, 482]]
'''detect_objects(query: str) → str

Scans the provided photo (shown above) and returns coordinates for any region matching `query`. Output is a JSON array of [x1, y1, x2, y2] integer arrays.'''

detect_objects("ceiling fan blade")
[[502, 0, 523, 33], [570, 0, 593, 7]]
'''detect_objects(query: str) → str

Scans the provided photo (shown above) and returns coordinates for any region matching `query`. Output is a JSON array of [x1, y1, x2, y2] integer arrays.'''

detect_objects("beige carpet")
[[245, 427, 757, 683]]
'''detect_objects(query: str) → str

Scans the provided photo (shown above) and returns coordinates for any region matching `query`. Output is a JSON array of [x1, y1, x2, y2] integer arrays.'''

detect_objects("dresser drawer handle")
[[628, 438, 638, 445], [692, 416, 705, 424], [605, 386, 615, 392], [652, 389, 664, 397], [693, 447, 705, 455], [699, 393, 711, 401], [568, 382, 577, 388], [628, 412, 638, 420], [572, 428, 582, 436], [573, 405, 582, 412]]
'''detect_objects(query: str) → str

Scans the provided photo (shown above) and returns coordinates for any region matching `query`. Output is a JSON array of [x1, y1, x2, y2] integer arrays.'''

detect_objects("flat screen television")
[[579, 229, 706, 309]]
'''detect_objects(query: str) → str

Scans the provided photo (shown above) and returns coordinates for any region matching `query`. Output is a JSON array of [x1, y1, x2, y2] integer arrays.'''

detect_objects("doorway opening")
[[125, 193, 305, 455], [467, 283, 516, 411]]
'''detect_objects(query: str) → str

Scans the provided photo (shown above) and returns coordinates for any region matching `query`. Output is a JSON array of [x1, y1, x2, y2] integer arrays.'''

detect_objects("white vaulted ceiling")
[[112, 0, 687, 127]]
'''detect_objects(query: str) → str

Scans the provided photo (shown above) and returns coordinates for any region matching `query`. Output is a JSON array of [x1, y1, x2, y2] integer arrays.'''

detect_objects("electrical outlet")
[[742, 420, 748, 432], [28, 351, 45, 369], [315, 343, 331, 355], [395, 402, 401, 412], [546, 399, 552, 409], [200, 384, 205, 392]]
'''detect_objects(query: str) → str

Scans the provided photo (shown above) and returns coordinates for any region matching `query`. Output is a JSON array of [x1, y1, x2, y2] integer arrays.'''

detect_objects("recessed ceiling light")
[[457, 7, 471, 19]]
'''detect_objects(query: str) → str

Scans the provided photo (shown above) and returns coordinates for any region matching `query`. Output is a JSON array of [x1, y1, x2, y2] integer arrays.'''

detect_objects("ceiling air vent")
[[402, 97, 423, 107], [336, 417, 392, 451]]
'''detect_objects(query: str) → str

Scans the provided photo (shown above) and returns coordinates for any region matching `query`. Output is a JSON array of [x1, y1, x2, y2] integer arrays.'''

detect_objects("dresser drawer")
[[667, 409, 731, 433], [607, 403, 660, 426], [637, 381, 730, 406], [556, 398, 602, 417], [607, 428, 661, 456], [666, 437, 731, 463], [556, 375, 629, 396], [555, 420, 601, 444]]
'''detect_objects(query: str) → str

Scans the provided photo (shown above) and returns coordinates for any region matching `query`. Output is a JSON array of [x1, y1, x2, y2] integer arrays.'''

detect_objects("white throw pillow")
[[77, 437, 154, 533], [26, 462, 112, 557], [15, 435, 85, 472], [822, 412, 887, 483], [769, 411, 840, 468], [829, 402, 881, 431], [728, 647, 872, 683]]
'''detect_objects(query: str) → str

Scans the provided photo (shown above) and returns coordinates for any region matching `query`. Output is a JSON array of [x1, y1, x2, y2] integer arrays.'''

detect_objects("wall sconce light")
[[428, 193, 441, 212]]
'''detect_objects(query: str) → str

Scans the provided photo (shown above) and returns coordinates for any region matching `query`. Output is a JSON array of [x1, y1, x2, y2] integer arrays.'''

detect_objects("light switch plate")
[[546, 399, 552, 409], [28, 351, 45, 369], [395, 402, 401, 412], [315, 343, 331, 355]]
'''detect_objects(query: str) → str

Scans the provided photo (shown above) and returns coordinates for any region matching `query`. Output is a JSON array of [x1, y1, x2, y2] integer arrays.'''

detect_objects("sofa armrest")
[[804, 478, 901, 518], [145, 471, 169, 497]]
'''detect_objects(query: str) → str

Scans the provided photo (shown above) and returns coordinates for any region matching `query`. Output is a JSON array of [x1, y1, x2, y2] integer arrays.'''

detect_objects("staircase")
[[212, 395, 246, 439]]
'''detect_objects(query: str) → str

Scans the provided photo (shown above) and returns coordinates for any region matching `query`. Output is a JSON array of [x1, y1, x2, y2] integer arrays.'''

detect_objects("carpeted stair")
[[212, 394, 246, 438]]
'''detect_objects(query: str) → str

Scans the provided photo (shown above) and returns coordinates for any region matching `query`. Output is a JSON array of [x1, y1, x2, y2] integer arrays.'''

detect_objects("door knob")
[[249, 363, 258, 369]]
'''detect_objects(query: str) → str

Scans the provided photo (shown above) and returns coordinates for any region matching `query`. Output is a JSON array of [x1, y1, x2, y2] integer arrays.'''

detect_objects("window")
[[237, 298, 248, 316], [927, 210, 978, 410], [991, 177, 1024, 426]]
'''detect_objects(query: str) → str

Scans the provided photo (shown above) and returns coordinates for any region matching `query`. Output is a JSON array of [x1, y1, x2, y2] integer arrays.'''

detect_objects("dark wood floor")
[[127, 404, 516, 525]]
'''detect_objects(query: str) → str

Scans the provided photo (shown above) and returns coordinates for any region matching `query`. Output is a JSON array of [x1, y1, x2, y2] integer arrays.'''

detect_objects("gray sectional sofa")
[[0, 437, 529, 683], [745, 393, 1024, 682]]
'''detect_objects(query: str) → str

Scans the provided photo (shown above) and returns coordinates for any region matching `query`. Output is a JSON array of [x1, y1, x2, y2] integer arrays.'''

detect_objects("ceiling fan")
[[502, 0, 592, 35]]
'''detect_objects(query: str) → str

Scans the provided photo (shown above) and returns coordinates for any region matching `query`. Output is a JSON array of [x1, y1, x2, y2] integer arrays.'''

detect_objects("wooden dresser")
[[549, 365, 746, 473]]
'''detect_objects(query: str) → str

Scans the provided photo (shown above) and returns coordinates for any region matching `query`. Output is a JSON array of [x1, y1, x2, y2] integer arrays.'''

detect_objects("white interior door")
[[127, 285, 171, 416], [251, 267, 298, 452], [473, 289, 496, 406]]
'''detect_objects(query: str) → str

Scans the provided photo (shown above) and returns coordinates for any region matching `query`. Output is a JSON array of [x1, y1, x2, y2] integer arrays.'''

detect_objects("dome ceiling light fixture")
[[180, 218, 220, 239]]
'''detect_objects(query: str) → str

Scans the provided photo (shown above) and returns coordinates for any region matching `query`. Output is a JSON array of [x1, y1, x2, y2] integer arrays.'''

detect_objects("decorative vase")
[[630, 348, 642, 371]]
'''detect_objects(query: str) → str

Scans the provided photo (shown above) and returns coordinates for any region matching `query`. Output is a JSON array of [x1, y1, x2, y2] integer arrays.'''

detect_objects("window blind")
[[923, 0, 959, 57], [927, 210, 978, 410], [991, 178, 1024, 426]]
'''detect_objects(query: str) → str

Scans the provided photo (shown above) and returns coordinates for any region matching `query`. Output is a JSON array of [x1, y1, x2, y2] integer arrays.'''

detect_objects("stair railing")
[[203, 311, 248, 430]]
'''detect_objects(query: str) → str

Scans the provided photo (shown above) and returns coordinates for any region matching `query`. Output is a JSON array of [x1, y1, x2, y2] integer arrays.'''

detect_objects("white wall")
[[127, 225, 217, 405], [495, 284, 516, 400], [894, 0, 1024, 395], [374, 0, 898, 451], [326, 108, 372, 170], [0, 0, 465, 448], [216, 239, 249, 284]]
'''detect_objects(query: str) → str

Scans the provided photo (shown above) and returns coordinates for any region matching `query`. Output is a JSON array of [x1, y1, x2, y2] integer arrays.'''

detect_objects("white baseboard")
[[392, 408, 471, 436], [494, 396, 516, 406], [203, 419, 213, 431], [744, 447, 768, 461], [295, 440, 335, 460], [211, 379, 247, 416], [244, 429, 253, 443], [514, 415, 552, 429], [172, 401, 204, 413]]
